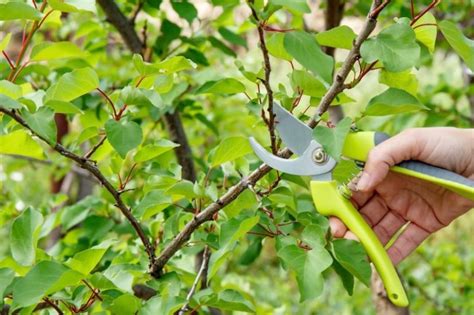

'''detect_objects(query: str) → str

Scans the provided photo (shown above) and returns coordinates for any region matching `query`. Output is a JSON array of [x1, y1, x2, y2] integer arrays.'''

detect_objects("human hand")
[[330, 127, 474, 264]]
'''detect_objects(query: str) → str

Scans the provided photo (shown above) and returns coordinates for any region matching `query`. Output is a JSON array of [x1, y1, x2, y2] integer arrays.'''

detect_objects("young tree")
[[0, 0, 472, 313]]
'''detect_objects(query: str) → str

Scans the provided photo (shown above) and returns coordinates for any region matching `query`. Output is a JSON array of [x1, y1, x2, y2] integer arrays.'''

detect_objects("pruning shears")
[[249, 103, 474, 307]]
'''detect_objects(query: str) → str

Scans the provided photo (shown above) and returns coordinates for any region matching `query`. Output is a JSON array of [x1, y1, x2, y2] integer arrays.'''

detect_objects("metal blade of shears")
[[273, 103, 313, 156]]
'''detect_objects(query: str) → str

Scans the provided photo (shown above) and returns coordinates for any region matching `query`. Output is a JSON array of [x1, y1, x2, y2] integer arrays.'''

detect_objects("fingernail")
[[357, 172, 371, 191]]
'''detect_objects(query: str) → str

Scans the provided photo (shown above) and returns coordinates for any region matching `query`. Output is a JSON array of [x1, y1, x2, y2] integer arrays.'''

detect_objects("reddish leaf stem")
[[2, 51, 15, 69]]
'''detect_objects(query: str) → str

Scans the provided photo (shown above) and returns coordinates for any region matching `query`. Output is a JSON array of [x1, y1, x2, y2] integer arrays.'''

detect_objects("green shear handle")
[[311, 180, 409, 307]]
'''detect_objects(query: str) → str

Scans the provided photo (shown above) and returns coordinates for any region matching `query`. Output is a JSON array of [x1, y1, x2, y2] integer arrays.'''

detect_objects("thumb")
[[357, 130, 422, 192]]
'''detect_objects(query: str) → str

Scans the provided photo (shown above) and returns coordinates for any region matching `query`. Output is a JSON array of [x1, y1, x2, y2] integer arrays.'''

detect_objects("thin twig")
[[2, 51, 15, 69], [42, 297, 63, 315], [96, 88, 118, 119], [84, 135, 107, 159], [410, 0, 440, 26], [178, 246, 211, 315], [250, 4, 278, 154]]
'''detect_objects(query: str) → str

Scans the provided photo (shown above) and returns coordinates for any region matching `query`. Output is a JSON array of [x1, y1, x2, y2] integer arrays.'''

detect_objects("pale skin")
[[329, 127, 474, 264]]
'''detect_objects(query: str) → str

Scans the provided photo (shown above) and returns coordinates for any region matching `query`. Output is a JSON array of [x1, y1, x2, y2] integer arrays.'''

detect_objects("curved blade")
[[249, 137, 336, 176], [274, 102, 313, 156]]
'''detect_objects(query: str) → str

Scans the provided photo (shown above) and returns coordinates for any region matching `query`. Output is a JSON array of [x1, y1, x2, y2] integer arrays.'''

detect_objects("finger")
[[357, 129, 423, 192], [343, 230, 359, 241], [372, 211, 406, 245], [351, 190, 374, 208], [329, 216, 347, 238], [387, 223, 430, 265], [358, 194, 390, 227]]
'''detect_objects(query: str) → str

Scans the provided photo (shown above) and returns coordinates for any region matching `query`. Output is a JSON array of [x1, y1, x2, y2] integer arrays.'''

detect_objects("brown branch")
[[250, 6, 278, 154], [97, 0, 143, 54], [410, 0, 440, 26], [42, 297, 63, 315], [84, 135, 107, 159], [0, 107, 156, 267], [178, 246, 211, 315], [322, 0, 346, 123], [150, 0, 388, 278]]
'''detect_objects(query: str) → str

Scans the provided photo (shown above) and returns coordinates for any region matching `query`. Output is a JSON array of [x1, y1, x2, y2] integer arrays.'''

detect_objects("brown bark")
[[323, 0, 346, 123]]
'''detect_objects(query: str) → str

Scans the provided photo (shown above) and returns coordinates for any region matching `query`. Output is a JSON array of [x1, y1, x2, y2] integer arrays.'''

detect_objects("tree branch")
[[150, 0, 388, 278], [323, 0, 346, 123], [97, 0, 143, 54], [250, 6, 278, 154], [178, 246, 211, 315], [0, 107, 156, 267]]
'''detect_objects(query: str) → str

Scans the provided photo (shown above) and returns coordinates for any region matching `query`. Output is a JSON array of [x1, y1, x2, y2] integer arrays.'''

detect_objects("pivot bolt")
[[312, 147, 328, 164]]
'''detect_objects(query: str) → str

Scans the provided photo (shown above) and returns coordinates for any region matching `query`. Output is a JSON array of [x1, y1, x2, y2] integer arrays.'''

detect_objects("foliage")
[[0, 0, 472, 314]]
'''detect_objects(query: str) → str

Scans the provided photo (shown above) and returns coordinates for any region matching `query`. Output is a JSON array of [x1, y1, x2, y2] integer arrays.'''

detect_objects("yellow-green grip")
[[342, 131, 474, 200], [311, 180, 409, 307]]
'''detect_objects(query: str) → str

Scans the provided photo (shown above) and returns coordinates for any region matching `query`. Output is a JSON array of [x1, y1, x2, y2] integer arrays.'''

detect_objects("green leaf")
[[210, 136, 253, 167], [379, 69, 418, 96], [120, 86, 156, 107], [45, 100, 84, 114], [284, 31, 334, 84], [105, 119, 143, 158], [0, 130, 44, 160], [209, 36, 237, 57], [0, 80, 22, 99], [12, 261, 73, 310], [196, 78, 246, 95], [157, 56, 195, 74], [208, 215, 259, 279], [313, 117, 352, 162], [315, 25, 356, 50], [291, 70, 326, 97], [218, 27, 247, 48], [0, 268, 15, 298], [364, 88, 428, 116], [45, 67, 99, 102], [61, 196, 101, 230], [171, 0, 197, 23], [134, 140, 179, 162], [267, 33, 292, 61], [203, 289, 255, 312], [277, 243, 332, 301], [332, 259, 354, 295], [0, 2, 42, 20], [109, 294, 141, 315], [223, 189, 258, 218], [0, 94, 23, 109], [30, 42, 87, 61], [134, 190, 172, 219], [132, 54, 160, 76], [301, 224, 326, 248], [439, 20, 474, 71], [331, 239, 371, 287], [165, 180, 197, 199], [10, 208, 43, 266], [413, 12, 437, 53], [49, 0, 96, 13], [22, 107, 57, 144], [0, 33, 12, 51], [239, 238, 263, 265], [271, 0, 310, 13], [360, 23, 420, 72], [65, 241, 112, 275], [220, 216, 260, 247]]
